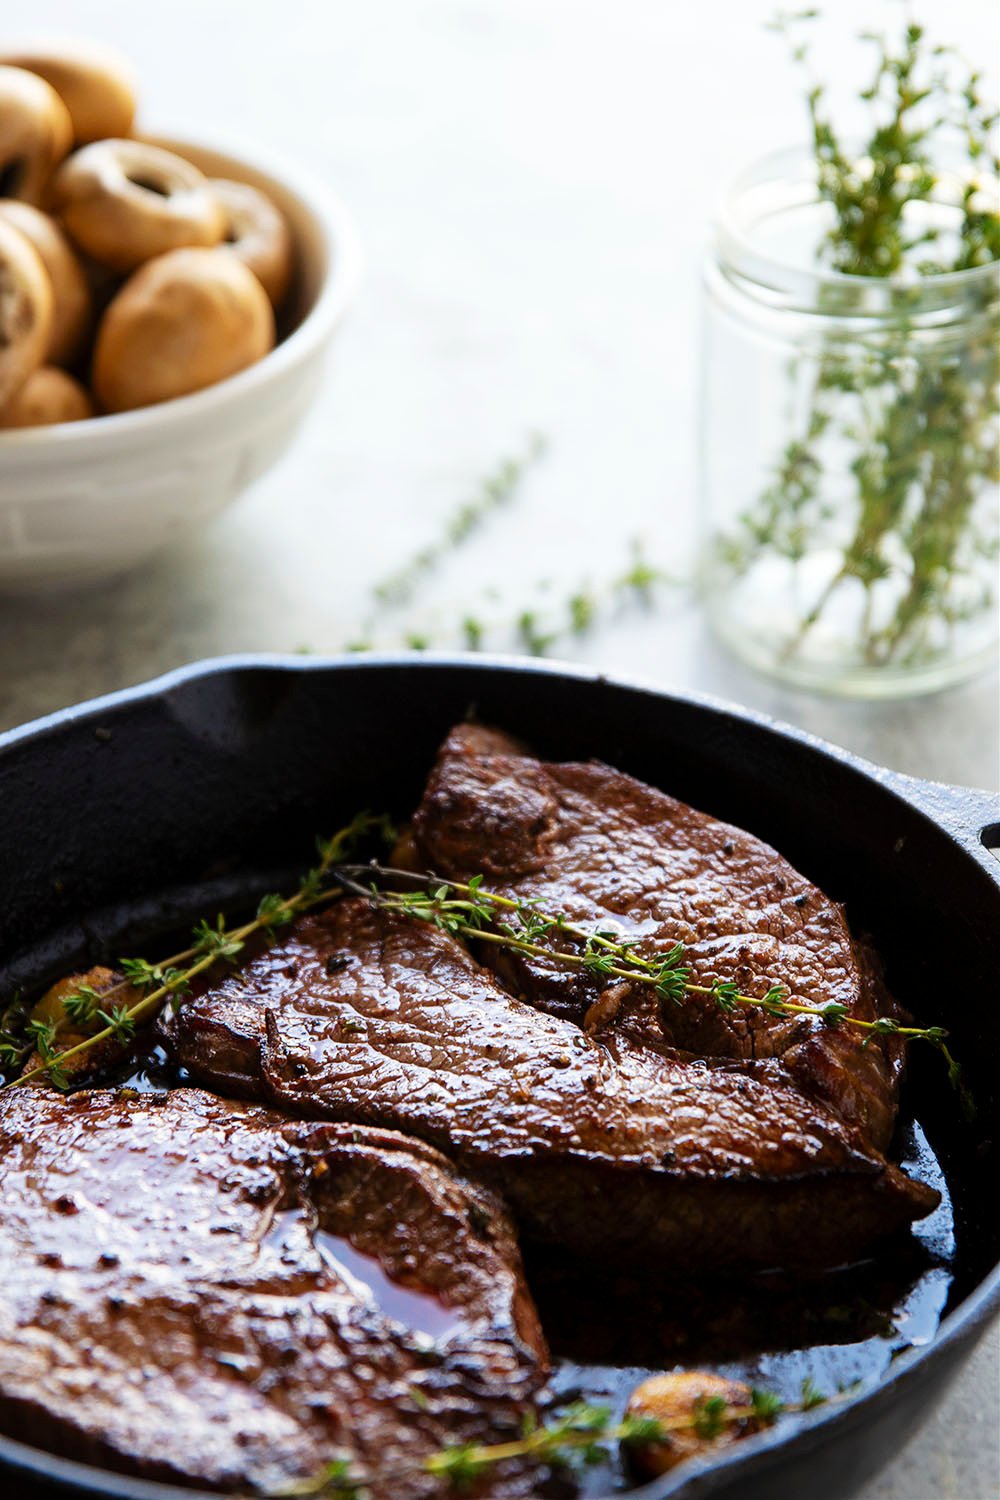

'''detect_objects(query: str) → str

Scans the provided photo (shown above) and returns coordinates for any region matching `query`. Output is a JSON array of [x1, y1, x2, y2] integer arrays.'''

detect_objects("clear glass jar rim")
[[715, 145, 1000, 307]]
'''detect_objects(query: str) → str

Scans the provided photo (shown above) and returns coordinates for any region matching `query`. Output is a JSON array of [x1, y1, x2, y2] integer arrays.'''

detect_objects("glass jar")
[[699, 147, 999, 698]]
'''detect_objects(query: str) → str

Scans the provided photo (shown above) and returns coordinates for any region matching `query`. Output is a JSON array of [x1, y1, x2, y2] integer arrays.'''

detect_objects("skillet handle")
[[879, 767, 1000, 853]]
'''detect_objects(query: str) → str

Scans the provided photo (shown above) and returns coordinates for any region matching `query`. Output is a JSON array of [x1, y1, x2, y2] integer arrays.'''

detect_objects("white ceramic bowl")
[[0, 135, 362, 589]]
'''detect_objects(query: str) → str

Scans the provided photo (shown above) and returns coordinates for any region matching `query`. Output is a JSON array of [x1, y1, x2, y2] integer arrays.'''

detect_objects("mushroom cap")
[[51, 138, 225, 273], [0, 216, 54, 407], [624, 1371, 758, 1478], [0, 38, 137, 144], [0, 364, 93, 427], [0, 63, 73, 203], [0, 201, 91, 366], [209, 177, 294, 308], [93, 246, 275, 413]]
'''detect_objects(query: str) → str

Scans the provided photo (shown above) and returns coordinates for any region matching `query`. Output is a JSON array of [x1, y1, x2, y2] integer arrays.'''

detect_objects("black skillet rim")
[[0, 650, 997, 1500]]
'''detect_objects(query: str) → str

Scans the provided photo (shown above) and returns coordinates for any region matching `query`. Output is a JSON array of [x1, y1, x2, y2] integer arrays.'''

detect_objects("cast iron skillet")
[[0, 654, 997, 1500]]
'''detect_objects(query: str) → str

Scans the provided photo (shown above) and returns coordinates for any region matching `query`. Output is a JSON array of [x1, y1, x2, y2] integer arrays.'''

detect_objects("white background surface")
[[0, 4, 998, 1496]]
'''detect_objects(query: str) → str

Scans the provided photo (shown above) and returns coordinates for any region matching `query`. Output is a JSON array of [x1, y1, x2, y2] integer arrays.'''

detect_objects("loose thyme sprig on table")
[[347, 539, 675, 657], [335, 862, 971, 1112], [338, 428, 674, 659], [0, 812, 393, 1092], [277, 1381, 828, 1497], [365, 431, 547, 618], [465, 541, 676, 658]]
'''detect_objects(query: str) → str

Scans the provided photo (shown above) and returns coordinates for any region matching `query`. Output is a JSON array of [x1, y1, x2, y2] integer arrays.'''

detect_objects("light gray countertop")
[[1, 2, 998, 1496]]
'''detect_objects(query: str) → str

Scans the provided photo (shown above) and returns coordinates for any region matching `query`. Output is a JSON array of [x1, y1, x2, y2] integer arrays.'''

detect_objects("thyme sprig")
[[772, 9, 999, 277], [348, 540, 675, 658], [367, 432, 547, 615], [279, 1381, 828, 1496], [336, 863, 970, 1109], [1, 817, 968, 1116], [721, 10, 1000, 671], [340, 422, 673, 659], [495, 542, 675, 658], [0, 813, 393, 1092]]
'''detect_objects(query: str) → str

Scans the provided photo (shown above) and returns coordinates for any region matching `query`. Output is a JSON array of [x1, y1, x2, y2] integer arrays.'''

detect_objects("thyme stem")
[[2, 823, 968, 1118], [721, 11, 999, 672], [349, 539, 676, 659], [0, 814, 392, 1092], [367, 432, 547, 616], [337, 863, 970, 1108], [278, 1382, 827, 1496]]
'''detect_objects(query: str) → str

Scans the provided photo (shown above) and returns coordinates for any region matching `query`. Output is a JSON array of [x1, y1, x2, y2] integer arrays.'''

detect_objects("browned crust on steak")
[[167, 900, 938, 1272], [0, 1087, 548, 1496], [411, 724, 907, 1152]]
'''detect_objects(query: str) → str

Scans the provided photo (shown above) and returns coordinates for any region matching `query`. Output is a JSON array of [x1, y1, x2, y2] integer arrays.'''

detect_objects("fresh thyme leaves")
[[352, 539, 676, 660], [275, 1404, 665, 1496], [424, 1401, 621, 1485], [118, 960, 191, 1013], [339, 423, 673, 660], [0, 812, 393, 1093], [1, 814, 969, 1117], [24, 1017, 70, 1091], [771, 10, 999, 277], [336, 863, 970, 1109], [799, 1375, 826, 1412], [0, 1039, 25, 1068], [718, 10, 999, 674], [279, 1455, 368, 1500], [691, 1394, 729, 1440], [278, 1380, 830, 1496], [61, 984, 103, 1024], [334, 421, 673, 662], [97, 1005, 137, 1044], [505, 544, 676, 659], [257, 891, 297, 936], [192, 915, 245, 963], [368, 432, 547, 615], [750, 1385, 787, 1422]]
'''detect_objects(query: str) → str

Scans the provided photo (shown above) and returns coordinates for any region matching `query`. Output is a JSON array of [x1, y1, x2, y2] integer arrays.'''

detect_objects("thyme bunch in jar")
[[702, 10, 999, 695]]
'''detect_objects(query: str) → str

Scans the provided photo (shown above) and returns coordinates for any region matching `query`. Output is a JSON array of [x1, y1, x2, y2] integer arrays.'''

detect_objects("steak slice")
[[167, 898, 937, 1272], [0, 1087, 548, 1496], [411, 724, 906, 1152]]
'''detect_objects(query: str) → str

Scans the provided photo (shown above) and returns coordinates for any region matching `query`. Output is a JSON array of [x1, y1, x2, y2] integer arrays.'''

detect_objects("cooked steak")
[[0, 1087, 548, 1496], [168, 898, 937, 1272], [411, 724, 906, 1152]]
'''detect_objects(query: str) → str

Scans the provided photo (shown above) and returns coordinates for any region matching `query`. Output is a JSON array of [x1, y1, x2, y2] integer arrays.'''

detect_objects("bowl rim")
[[0, 131, 363, 452], [0, 652, 997, 1500]]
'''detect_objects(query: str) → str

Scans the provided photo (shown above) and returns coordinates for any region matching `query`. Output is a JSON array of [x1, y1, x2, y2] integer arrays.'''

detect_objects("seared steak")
[[0, 1087, 547, 1496], [411, 724, 906, 1152], [168, 898, 937, 1271]]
